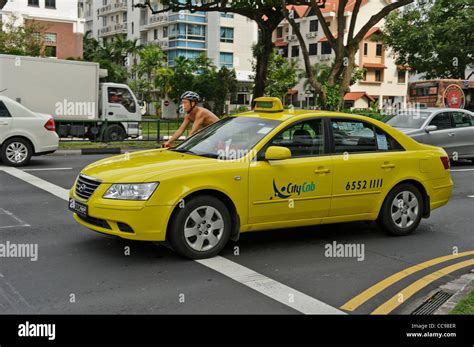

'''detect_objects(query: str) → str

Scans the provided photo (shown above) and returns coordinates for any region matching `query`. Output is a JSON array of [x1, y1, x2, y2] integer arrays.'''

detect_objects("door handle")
[[381, 163, 395, 169], [0, 121, 9, 125], [314, 168, 331, 174], [448, 133, 455, 136], [108, 112, 114, 116]]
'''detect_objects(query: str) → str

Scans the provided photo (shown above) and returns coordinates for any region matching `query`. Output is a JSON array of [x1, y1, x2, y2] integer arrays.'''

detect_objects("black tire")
[[377, 183, 423, 236], [168, 195, 231, 259], [104, 125, 126, 142], [0, 137, 33, 167]]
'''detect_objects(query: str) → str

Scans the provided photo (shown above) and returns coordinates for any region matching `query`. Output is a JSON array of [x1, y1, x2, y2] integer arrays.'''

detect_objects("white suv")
[[0, 95, 59, 167]]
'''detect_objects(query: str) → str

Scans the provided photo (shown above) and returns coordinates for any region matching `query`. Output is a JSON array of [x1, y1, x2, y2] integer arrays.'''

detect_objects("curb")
[[434, 271, 474, 314]]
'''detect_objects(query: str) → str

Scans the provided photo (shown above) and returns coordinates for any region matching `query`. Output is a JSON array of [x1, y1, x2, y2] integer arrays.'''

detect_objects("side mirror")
[[425, 125, 437, 133], [265, 146, 291, 160]]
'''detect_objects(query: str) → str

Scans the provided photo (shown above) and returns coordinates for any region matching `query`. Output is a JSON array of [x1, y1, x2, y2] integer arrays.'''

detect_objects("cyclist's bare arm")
[[166, 116, 190, 144]]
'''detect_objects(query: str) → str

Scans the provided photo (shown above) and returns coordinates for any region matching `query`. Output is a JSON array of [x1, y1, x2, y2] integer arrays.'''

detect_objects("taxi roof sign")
[[253, 97, 284, 113]]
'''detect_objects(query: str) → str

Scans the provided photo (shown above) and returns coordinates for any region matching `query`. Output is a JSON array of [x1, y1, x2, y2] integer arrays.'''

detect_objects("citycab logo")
[[272, 179, 315, 199], [444, 84, 465, 108]]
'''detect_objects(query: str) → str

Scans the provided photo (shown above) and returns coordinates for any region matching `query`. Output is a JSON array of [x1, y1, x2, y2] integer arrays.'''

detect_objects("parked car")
[[385, 108, 474, 162], [69, 97, 453, 259], [0, 95, 59, 166]]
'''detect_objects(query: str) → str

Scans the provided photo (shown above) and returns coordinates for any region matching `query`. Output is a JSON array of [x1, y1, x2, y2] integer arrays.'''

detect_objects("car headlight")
[[103, 182, 159, 201]]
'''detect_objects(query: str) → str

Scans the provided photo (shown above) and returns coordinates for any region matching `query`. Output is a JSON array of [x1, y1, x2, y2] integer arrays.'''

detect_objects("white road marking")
[[0, 208, 30, 226], [0, 208, 30, 229], [0, 225, 30, 230], [451, 169, 474, 172], [22, 167, 72, 172], [1, 167, 69, 200], [197, 256, 345, 314], [0, 273, 32, 312], [0, 166, 344, 314], [468, 195, 474, 198]]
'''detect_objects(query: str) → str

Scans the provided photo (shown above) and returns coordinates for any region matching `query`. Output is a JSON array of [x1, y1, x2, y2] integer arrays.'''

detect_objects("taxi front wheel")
[[168, 195, 231, 259], [377, 183, 423, 236]]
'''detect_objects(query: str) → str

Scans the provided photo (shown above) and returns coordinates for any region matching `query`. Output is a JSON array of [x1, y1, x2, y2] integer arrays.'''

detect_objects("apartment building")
[[273, 0, 409, 109], [81, 0, 258, 106], [0, 0, 85, 59]]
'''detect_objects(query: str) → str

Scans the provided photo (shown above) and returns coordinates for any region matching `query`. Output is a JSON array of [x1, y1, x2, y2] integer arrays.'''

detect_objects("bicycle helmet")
[[180, 91, 200, 102]]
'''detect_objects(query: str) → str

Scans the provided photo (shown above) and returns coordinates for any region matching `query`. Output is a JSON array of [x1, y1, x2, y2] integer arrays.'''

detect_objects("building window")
[[28, 0, 39, 7], [321, 41, 331, 54], [220, 27, 234, 43], [376, 43, 383, 56], [163, 27, 168, 38], [220, 13, 234, 18], [45, 46, 57, 57], [154, 29, 158, 40], [102, 17, 107, 27], [363, 70, 367, 81], [309, 19, 318, 32], [363, 43, 368, 55], [131, 22, 134, 35], [44, 33, 57, 44], [123, 12, 127, 23], [45, 0, 56, 9], [309, 43, 317, 56], [397, 69, 406, 83], [375, 69, 382, 82], [276, 27, 283, 38], [291, 45, 299, 57], [220, 52, 233, 68]]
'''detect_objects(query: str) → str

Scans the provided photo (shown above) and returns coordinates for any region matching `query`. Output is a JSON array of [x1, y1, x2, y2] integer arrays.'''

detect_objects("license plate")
[[69, 198, 88, 217]]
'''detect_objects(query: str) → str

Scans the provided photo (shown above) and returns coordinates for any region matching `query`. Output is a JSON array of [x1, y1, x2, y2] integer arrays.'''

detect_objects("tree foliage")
[[382, 0, 474, 79], [168, 54, 237, 116], [264, 49, 298, 101], [0, 16, 46, 56]]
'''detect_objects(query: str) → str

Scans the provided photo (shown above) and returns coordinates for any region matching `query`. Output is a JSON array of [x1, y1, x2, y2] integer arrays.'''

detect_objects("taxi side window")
[[269, 119, 324, 157], [374, 128, 404, 151], [331, 119, 377, 153], [429, 112, 453, 130], [452, 112, 473, 128], [0, 101, 12, 118]]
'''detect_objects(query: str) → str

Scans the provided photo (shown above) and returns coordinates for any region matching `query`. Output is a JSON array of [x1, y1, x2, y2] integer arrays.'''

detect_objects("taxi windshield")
[[386, 112, 432, 129], [173, 116, 281, 159]]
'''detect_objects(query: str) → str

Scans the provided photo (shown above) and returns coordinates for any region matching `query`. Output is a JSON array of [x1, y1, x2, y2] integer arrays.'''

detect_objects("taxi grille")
[[75, 174, 101, 200]]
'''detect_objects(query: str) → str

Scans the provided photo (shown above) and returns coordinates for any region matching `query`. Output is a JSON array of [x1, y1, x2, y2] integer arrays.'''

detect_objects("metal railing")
[[56, 119, 188, 143]]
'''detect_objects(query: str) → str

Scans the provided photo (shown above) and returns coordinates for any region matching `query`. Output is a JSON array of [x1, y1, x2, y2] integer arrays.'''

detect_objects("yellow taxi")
[[69, 97, 453, 259]]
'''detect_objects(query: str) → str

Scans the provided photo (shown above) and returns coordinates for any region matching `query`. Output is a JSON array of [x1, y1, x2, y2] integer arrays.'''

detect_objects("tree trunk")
[[252, 27, 274, 102], [338, 47, 357, 108]]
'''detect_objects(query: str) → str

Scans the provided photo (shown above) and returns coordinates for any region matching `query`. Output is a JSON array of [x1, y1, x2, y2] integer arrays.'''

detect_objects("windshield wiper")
[[171, 149, 218, 158]]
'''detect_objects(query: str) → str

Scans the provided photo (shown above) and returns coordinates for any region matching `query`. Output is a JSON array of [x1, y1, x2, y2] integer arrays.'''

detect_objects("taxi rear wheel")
[[377, 183, 423, 236], [168, 195, 231, 259]]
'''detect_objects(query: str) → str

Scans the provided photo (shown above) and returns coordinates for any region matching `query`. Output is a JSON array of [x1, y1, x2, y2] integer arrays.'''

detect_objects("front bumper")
[[70, 187, 173, 241]]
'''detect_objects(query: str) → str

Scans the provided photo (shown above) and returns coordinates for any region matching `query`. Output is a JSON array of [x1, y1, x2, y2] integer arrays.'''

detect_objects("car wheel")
[[168, 195, 231, 259], [104, 125, 126, 142], [377, 183, 423, 236], [0, 138, 33, 167]]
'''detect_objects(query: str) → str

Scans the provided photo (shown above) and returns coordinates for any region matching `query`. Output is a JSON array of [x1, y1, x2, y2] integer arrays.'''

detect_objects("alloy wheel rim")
[[184, 206, 224, 252], [391, 191, 419, 229], [6, 142, 28, 163]]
